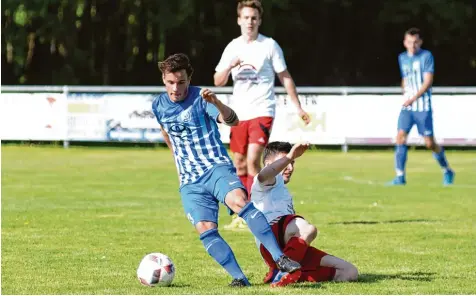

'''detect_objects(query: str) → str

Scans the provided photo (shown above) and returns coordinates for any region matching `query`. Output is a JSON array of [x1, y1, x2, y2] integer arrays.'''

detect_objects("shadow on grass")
[[329, 219, 440, 225], [251, 272, 435, 290], [168, 283, 192, 288], [358, 272, 436, 283]]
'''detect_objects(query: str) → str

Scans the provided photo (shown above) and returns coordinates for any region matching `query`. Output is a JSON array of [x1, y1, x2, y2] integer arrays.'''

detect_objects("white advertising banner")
[[217, 94, 344, 144], [102, 94, 163, 142], [219, 94, 476, 146], [0, 93, 67, 140], [66, 93, 163, 142], [1, 92, 475, 146], [67, 93, 107, 141]]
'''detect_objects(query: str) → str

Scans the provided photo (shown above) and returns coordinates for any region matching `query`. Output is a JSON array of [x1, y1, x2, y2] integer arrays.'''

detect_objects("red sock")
[[283, 237, 309, 263], [259, 244, 277, 269], [303, 246, 328, 265], [300, 246, 336, 282], [246, 175, 255, 200]]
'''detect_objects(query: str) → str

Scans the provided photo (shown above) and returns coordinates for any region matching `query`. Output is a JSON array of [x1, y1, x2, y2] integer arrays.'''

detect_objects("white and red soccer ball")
[[137, 253, 175, 287]]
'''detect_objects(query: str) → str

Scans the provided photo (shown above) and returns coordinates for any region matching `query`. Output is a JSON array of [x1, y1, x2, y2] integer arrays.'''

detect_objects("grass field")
[[1, 144, 475, 295]]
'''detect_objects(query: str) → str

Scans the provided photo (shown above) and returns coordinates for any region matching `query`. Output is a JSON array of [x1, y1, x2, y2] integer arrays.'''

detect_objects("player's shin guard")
[[238, 203, 283, 261], [433, 147, 449, 170], [284, 237, 309, 263], [200, 229, 248, 281], [395, 144, 408, 176]]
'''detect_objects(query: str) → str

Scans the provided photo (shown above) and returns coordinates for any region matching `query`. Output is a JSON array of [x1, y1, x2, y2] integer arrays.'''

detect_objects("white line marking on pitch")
[[342, 175, 476, 188], [342, 176, 379, 185]]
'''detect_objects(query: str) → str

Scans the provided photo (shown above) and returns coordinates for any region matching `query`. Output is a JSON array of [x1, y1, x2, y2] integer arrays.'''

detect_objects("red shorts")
[[259, 215, 336, 282], [230, 116, 274, 155]]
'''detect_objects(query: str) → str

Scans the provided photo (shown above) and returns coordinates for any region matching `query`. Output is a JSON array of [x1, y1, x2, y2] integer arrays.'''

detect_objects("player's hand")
[[403, 97, 416, 107], [287, 142, 310, 160], [230, 57, 242, 68], [200, 88, 219, 105], [297, 108, 311, 125]]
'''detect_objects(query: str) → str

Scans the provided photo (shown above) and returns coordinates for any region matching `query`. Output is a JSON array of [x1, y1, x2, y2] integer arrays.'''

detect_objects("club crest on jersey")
[[180, 108, 193, 123]]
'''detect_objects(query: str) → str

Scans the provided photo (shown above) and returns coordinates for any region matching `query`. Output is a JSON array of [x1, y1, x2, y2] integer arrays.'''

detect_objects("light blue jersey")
[[152, 86, 232, 186], [398, 49, 434, 112]]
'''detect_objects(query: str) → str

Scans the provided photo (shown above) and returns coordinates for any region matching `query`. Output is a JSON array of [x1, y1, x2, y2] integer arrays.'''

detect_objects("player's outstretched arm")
[[200, 88, 239, 126], [257, 142, 310, 185], [277, 70, 310, 125]]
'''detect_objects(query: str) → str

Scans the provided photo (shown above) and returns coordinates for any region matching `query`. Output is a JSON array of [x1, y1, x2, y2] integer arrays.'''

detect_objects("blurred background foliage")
[[2, 0, 475, 86]]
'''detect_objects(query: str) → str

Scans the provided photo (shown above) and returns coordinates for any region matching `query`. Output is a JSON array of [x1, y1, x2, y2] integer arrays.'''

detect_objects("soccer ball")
[[137, 252, 175, 287]]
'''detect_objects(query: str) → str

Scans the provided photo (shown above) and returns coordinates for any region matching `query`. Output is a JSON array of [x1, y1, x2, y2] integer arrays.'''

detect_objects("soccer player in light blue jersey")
[[389, 28, 454, 186], [152, 53, 302, 287]]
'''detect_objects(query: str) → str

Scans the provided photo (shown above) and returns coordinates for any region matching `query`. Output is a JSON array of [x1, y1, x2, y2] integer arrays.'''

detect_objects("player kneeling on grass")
[[251, 141, 358, 285]]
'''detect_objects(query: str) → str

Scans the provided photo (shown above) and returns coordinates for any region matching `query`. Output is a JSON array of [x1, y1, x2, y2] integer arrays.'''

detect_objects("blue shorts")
[[179, 164, 246, 226], [397, 110, 434, 136]]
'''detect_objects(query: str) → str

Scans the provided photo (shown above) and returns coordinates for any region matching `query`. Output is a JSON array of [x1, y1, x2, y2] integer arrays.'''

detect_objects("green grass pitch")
[[2, 144, 475, 294]]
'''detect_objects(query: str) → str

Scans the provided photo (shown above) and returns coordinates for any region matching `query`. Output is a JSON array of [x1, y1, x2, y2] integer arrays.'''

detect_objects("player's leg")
[[281, 216, 356, 283], [388, 110, 412, 185], [320, 254, 358, 282], [282, 217, 318, 263], [417, 111, 455, 185], [300, 247, 357, 282], [226, 191, 300, 270], [211, 165, 301, 278], [284, 217, 318, 245], [230, 120, 249, 193], [225, 122, 249, 230], [259, 244, 279, 283], [261, 216, 316, 283], [180, 183, 250, 286], [246, 117, 273, 194], [246, 143, 264, 193], [233, 152, 248, 189]]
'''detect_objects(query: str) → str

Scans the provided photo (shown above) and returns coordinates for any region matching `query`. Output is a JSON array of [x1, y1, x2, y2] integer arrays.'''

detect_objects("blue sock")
[[238, 203, 283, 261], [200, 229, 248, 281], [395, 144, 408, 176], [433, 147, 449, 171]]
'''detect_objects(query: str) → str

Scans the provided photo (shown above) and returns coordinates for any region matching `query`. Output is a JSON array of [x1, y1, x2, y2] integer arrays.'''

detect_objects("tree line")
[[2, 0, 475, 86]]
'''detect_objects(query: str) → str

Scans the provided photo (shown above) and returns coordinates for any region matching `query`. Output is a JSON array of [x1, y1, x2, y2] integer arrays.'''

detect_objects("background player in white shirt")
[[252, 141, 358, 284], [214, 0, 310, 229]]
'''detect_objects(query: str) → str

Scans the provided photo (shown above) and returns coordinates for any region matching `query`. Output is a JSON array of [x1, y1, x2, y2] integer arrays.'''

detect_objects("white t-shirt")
[[251, 174, 295, 225], [215, 34, 287, 121]]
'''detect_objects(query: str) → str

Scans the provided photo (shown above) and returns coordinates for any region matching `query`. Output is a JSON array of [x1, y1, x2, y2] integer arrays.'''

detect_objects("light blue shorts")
[[397, 110, 434, 136], [179, 164, 246, 226]]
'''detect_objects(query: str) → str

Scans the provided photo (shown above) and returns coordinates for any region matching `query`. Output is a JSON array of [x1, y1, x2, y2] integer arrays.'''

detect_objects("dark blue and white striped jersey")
[[398, 49, 434, 112], [152, 86, 232, 187]]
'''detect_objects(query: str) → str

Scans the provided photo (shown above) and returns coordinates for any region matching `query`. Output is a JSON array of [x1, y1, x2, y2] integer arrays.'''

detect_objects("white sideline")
[[342, 175, 476, 188]]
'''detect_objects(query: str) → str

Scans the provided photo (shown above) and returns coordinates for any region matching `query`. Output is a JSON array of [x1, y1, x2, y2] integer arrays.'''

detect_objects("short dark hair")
[[158, 53, 194, 78], [405, 27, 422, 39], [263, 141, 292, 165], [237, 0, 263, 17]]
